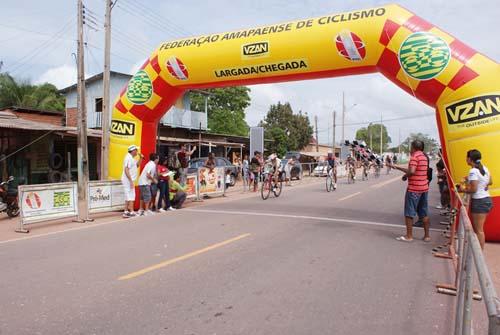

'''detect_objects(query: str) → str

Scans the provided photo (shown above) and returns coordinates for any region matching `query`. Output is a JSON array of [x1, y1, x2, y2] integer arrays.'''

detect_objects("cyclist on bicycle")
[[361, 157, 370, 179], [326, 153, 338, 190], [346, 155, 356, 180], [266, 153, 282, 190]]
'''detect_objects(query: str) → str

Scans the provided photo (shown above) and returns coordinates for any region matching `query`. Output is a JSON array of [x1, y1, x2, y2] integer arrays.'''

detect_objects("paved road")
[[0, 171, 460, 335]]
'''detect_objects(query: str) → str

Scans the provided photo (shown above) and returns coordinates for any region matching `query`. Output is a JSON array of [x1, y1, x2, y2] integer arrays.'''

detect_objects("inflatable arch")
[[109, 4, 500, 240]]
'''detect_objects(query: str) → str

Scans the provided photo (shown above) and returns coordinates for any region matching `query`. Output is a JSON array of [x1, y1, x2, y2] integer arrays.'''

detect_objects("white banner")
[[88, 180, 124, 214], [19, 182, 78, 225]]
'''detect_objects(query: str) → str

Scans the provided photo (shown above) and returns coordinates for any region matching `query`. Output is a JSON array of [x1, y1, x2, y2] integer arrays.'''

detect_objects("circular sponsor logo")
[[166, 56, 189, 80], [25, 192, 41, 209], [335, 30, 366, 61], [126, 70, 153, 105], [398, 32, 450, 80]]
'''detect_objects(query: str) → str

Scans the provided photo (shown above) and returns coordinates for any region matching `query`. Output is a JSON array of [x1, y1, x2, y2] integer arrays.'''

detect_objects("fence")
[[435, 171, 500, 334], [88, 180, 125, 214]]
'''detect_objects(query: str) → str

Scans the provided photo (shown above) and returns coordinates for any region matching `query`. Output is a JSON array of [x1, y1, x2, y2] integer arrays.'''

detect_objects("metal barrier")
[[435, 172, 500, 334], [88, 180, 125, 214], [196, 166, 226, 198]]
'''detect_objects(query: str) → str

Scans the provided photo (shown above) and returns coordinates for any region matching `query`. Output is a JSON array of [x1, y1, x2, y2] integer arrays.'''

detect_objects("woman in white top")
[[459, 149, 493, 249]]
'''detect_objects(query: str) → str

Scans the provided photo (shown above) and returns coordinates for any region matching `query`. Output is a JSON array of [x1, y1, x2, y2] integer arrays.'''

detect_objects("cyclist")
[[266, 153, 282, 191], [326, 153, 338, 190], [385, 155, 392, 174], [361, 157, 370, 180], [346, 155, 356, 180]]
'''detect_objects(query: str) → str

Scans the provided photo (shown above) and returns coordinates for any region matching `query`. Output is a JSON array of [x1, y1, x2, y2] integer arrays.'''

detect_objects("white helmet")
[[269, 154, 277, 160]]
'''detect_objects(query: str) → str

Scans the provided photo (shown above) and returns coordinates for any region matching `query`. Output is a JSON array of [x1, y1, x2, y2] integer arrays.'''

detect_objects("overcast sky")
[[1, 0, 498, 146]]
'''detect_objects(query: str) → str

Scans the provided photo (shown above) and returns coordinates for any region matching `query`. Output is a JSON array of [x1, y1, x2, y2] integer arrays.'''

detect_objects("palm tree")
[[0, 73, 64, 111]]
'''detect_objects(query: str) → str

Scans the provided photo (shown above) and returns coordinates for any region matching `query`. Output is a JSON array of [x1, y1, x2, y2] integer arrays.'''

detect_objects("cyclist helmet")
[[269, 153, 277, 160]]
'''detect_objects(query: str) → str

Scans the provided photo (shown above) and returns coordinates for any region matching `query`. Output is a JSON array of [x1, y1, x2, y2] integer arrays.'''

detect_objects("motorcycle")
[[0, 176, 20, 217]]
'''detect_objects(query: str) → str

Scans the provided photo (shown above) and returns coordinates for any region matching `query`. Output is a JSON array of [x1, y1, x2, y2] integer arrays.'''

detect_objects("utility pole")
[[380, 114, 383, 155], [369, 123, 373, 149], [341, 91, 345, 143], [315, 115, 319, 152], [101, 0, 112, 179], [332, 111, 336, 155], [77, 0, 90, 221]]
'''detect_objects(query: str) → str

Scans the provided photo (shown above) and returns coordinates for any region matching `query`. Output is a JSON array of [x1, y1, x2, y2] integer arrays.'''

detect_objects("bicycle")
[[261, 166, 283, 200], [326, 167, 336, 192], [347, 165, 356, 184], [374, 164, 381, 178], [361, 165, 369, 181]]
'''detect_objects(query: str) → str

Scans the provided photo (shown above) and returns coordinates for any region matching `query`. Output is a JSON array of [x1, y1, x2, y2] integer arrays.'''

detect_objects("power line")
[[344, 112, 435, 126]]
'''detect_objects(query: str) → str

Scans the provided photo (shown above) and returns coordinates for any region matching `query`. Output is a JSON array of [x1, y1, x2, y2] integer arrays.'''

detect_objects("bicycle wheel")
[[273, 178, 283, 197], [261, 175, 271, 200], [326, 175, 333, 192]]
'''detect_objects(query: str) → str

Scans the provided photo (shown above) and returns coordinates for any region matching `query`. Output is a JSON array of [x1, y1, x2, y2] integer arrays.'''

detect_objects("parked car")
[[312, 161, 329, 177], [187, 157, 238, 186], [281, 159, 302, 180]]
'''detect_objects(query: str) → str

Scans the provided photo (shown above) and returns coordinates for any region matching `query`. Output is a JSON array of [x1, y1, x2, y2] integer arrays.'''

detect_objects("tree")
[[0, 73, 65, 111], [400, 133, 439, 154], [355, 123, 391, 153], [259, 102, 313, 156], [189, 87, 250, 136]]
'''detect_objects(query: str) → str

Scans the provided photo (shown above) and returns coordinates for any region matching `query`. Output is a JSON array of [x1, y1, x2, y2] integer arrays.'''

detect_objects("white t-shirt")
[[121, 153, 138, 183], [468, 166, 491, 199], [139, 161, 156, 186]]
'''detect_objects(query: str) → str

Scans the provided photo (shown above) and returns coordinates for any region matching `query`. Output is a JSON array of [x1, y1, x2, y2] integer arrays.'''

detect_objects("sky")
[[1, 0, 498, 147]]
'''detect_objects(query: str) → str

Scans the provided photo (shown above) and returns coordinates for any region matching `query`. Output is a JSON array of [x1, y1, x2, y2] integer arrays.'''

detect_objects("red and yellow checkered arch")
[[109, 4, 500, 240]]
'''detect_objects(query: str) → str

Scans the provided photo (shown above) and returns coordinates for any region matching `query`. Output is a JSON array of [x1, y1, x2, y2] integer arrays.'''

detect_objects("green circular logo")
[[126, 70, 153, 105], [398, 32, 450, 80]]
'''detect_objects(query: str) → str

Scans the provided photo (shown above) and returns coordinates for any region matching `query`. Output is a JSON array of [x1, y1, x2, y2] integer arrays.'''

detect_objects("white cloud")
[[35, 64, 77, 89]]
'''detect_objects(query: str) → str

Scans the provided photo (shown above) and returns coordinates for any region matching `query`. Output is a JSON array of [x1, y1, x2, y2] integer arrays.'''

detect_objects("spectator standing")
[[285, 156, 296, 186], [205, 152, 216, 171], [458, 149, 493, 249], [157, 157, 175, 212], [225, 170, 231, 190], [391, 140, 431, 242], [242, 154, 250, 192], [435, 156, 450, 210], [138, 153, 159, 216], [176, 144, 196, 185], [170, 172, 187, 209], [121, 145, 143, 218], [250, 151, 261, 192]]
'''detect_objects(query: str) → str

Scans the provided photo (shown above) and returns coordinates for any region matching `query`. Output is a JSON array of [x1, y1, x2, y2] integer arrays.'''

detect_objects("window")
[[94, 98, 103, 128], [95, 98, 103, 113]]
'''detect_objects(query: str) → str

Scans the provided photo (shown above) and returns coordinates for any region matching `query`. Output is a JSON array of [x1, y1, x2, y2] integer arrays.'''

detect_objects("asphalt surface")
[[0, 171, 465, 335]]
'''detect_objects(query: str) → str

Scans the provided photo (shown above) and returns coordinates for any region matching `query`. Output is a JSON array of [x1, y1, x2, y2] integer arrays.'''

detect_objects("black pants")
[[171, 192, 186, 209], [157, 180, 171, 209]]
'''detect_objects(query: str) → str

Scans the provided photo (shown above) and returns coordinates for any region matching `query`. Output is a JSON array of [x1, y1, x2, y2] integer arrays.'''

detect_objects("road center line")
[[339, 192, 361, 201], [185, 209, 444, 233], [371, 176, 402, 188], [118, 233, 251, 281]]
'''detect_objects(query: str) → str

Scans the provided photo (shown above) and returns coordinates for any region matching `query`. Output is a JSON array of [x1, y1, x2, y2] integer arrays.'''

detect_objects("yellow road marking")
[[118, 233, 251, 281], [339, 192, 361, 201], [370, 176, 402, 189]]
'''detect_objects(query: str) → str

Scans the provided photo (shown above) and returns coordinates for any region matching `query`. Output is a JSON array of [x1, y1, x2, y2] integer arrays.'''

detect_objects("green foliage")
[[189, 87, 251, 136], [400, 132, 439, 154], [0, 73, 65, 111], [259, 102, 313, 156], [355, 123, 392, 153]]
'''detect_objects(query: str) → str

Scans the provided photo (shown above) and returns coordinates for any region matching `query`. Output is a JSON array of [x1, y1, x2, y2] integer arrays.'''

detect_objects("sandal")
[[396, 236, 413, 242], [423, 237, 431, 242]]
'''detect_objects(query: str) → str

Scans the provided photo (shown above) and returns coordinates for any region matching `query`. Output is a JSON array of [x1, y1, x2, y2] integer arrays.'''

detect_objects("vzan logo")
[[446, 95, 500, 125], [111, 120, 136, 136], [242, 42, 269, 58]]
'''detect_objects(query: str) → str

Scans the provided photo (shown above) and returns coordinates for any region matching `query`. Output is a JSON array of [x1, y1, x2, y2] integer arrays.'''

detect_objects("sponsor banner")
[[214, 59, 308, 79], [88, 180, 125, 214], [198, 167, 225, 195], [126, 70, 153, 105], [110, 120, 136, 137], [445, 94, 500, 132], [242, 41, 269, 59], [185, 174, 198, 199], [19, 182, 78, 225]]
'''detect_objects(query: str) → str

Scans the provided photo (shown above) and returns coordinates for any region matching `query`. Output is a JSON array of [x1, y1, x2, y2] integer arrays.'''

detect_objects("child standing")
[[225, 170, 232, 190]]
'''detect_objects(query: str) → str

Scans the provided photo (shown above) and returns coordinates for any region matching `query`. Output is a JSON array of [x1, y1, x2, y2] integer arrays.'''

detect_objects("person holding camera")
[[390, 140, 431, 242]]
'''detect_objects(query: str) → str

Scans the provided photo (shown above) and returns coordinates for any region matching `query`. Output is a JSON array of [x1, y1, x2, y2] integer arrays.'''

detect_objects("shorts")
[[122, 182, 136, 202], [470, 197, 493, 214], [139, 185, 152, 202], [404, 191, 428, 218], [150, 183, 158, 198]]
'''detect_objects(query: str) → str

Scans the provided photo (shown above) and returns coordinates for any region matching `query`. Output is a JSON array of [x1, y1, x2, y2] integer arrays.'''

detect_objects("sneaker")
[[333, 183, 337, 190], [138, 210, 145, 216], [159, 208, 167, 213], [168, 207, 177, 211], [147, 210, 155, 215], [129, 211, 137, 217], [353, 176, 356, 180], [436, 204, 443, 209], [122, 211, 131, 218]]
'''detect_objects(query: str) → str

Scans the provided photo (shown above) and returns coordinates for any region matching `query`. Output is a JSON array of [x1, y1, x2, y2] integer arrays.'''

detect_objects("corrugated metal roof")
[[0, 111, 67, 131]]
